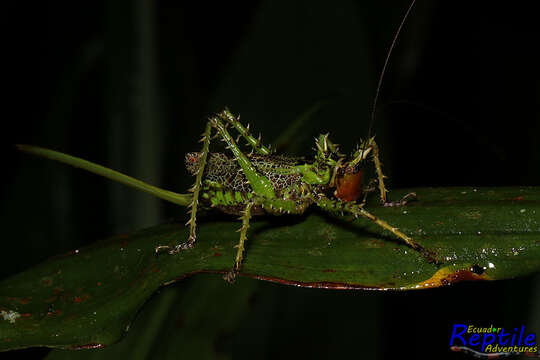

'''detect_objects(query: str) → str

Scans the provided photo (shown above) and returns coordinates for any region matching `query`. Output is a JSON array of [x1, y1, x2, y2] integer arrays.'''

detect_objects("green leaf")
[[1, 187, 539, 351], [45, 276, 261, 360]]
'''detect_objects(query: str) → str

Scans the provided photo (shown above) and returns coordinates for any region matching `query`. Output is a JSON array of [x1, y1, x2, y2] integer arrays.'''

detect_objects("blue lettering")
[[498, 328, 511, 345], [470, 334, 480, 346], [525, 333, 536, 346], [481, 334, 495, 352], [450, 324, 468, 346], [511, 328, 517, 346], [518, 326, 525, 346]]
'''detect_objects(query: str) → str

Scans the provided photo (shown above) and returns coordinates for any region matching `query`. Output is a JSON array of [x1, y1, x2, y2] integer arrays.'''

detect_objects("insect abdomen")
[[202, 189, 251, 206], [201, 189, 265, 216]]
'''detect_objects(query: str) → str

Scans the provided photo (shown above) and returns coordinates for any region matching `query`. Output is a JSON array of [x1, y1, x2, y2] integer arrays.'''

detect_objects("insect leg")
[[155, 120, 213, 254], [383, 192, 417, 207], [315, 133, 340, 163], [365, 138, 417, 206], [223, 202, 254, 283], [354, 207, 437, 263], [316, 196, 437, 263], [362, 138, 388, 203], [223, 196, 311, 282], [217, 108, 273, 155], [361, 178, 378, 205], [210, 116, 276, 199]]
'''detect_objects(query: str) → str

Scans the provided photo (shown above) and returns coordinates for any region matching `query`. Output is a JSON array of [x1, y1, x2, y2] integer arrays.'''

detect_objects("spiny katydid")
[[158, 107, 434, 282], [17, 0, 435, 283]]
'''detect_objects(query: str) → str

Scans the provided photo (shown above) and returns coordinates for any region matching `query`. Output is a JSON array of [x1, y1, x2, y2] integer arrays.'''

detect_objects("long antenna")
[[367, 0, 417, 140]]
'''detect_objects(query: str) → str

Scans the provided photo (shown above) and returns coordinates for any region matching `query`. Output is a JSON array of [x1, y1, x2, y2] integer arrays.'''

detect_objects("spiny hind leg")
[[316, 196, 437, 263], [155, 121, 213, 255], [217, 108, 273, 155], [210, 115, 276, 199], [362, 138, 416, 206]]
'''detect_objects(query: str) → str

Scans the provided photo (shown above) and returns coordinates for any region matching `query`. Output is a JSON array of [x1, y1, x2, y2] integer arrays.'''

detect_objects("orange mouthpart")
[[334, 170, 364, 202]]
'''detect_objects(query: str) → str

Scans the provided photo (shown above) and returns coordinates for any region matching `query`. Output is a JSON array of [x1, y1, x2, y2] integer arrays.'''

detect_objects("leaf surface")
[[0, 187, 539, 351]]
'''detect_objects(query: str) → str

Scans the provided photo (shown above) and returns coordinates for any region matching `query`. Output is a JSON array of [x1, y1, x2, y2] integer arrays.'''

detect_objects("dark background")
[[2, 0, 539, 359]]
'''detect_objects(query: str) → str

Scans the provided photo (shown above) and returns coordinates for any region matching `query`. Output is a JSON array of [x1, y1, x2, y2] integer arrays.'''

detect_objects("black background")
[[2, 1, 539, 359]]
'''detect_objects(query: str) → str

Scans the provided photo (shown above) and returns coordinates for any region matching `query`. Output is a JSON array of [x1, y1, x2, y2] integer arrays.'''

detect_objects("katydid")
[[17, 0, 435, 283], [157, 107, 433, 282]]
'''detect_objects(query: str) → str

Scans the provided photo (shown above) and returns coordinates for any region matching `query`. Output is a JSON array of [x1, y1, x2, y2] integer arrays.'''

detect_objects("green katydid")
[[161, 108, 434, 283], [16, 110, 429, 283], [17, 0, 435, 283]]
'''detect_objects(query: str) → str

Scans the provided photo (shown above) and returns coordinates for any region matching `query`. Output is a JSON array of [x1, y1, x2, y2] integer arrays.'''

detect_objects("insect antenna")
[[361, 0, 417, 160]]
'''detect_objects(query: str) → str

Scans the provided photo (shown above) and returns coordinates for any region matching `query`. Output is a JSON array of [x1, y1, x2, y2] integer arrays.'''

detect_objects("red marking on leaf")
[[438, 270, 486, 286], [213, 252, 222, 257], [164, 269, 490, 292], [504, 196, 525, 201], [73, 294, 90, 304], [322, 269, 336, 273]]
